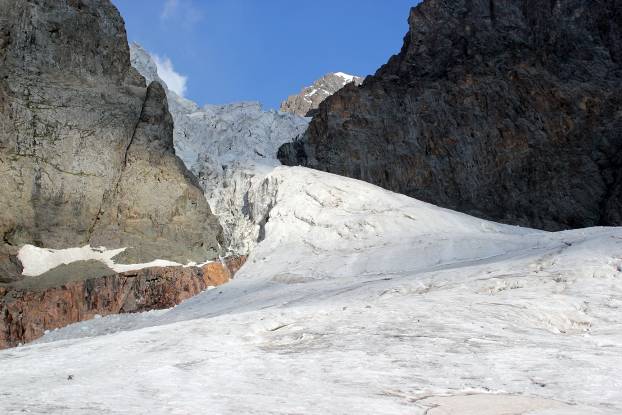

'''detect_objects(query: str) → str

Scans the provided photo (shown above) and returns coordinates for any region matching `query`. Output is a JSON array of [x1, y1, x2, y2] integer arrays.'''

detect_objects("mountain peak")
[[280, 72, 364, 117]]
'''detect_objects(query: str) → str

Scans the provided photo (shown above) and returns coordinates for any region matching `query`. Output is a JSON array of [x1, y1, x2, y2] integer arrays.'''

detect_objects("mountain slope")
[[1, 167, 621, 414], [279, 0, 622, 231], [280, 72, 364, 117], [1, 3, 621, 414]]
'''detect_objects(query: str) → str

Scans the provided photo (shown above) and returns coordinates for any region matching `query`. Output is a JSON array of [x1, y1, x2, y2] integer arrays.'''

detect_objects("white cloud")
[[161, 0, 179, 19], [160, 0, 203, 26], [152, 54, 188, 97]]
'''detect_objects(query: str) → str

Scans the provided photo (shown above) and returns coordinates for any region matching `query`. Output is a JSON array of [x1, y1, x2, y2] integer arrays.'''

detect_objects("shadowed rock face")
[[0, 0, 222, 281], [279, 0, 622, 231]]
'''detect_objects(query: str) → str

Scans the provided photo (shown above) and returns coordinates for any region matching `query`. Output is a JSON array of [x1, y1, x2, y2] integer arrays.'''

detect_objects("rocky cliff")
[[279, 0, 622, 231], [0, 0, 223, 282], [280, 72, 364, 117]]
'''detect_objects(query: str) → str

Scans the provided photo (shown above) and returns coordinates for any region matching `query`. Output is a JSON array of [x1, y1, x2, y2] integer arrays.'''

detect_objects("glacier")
[[130, 43, 310, 255], [0, 45, 620, 415], [1, 165, 621, 414]]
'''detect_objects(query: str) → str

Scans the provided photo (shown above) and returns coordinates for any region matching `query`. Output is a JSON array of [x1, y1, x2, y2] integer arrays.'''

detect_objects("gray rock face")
[[0, 0, 222, 281], [280, 72, 363, 117], [279, 0, 622, 231]]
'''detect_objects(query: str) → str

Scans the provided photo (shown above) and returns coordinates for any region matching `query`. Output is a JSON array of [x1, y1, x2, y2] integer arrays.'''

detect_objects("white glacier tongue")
[[1, 167, 621, 414], [129, 43, 310, 254]]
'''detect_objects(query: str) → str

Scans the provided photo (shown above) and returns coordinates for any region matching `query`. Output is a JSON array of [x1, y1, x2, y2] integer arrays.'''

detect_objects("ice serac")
[[279, 0, 622, 231], [0, 0, 222, 282], [130, 43, 309, 254], [280, 72, 364, 117]]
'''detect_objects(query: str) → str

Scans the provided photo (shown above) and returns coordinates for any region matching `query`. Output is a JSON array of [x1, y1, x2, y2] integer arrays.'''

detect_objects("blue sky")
[[112, 0, 418, 109]]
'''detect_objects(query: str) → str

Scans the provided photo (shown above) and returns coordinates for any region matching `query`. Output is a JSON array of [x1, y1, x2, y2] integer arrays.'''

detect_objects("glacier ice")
[[130, 43, 310, 254]]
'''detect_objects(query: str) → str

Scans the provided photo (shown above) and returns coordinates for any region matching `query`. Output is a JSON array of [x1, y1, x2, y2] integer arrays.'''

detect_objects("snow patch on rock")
[[18, 244, 214, 276], [334, 71, 356, 83]]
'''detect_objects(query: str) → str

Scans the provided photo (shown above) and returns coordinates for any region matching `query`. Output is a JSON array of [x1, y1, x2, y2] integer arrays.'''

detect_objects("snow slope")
[[1, 167, 621, 414], [130, 43, 310, 254]]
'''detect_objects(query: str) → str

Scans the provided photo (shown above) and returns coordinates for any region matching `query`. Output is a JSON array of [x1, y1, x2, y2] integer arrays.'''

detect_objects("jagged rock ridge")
[[0, 0, 222, 282], [279, 0, 622, 231], [280, 72, 364, 117]]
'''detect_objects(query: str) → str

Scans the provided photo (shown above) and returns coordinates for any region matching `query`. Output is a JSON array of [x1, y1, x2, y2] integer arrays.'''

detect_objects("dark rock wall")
[[279, 0, 622, 230]]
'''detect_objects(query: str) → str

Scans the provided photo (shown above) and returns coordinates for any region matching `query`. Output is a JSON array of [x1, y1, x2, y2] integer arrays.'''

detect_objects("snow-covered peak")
[[334, 71, 357, 83], [280, 72, 364, 116]]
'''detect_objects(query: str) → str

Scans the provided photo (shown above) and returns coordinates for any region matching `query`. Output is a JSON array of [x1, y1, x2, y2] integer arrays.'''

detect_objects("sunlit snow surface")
[[2, 167, 621, 414], [17, 245, 214, 277], [334, 71, 357, 83]]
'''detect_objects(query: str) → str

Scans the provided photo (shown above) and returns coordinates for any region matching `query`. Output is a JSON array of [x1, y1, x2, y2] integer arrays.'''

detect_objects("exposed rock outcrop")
[[280, 72, 364, 117], [0, 0, 222, 281], [279, 0, 622, 231], [0, 256, 246, 349]]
